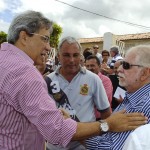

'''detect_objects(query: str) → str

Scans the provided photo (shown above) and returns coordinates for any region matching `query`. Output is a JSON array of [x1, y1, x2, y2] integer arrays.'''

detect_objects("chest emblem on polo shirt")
[[80, 84, 89, 95]]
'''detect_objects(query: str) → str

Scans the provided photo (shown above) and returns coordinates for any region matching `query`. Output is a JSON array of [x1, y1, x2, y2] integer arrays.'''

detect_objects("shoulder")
[[47, 71, 56, 76], [116, 55, 123, 61], [83, 70, 103, 86], [85, 69, 100, 79]]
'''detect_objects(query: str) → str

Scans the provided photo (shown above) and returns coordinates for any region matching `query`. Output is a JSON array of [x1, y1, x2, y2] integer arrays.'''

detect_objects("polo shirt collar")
[[55, 65, 86, 75]]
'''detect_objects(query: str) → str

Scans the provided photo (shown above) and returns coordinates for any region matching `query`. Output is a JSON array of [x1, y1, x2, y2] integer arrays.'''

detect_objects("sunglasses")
[[120, 61, 144, 70]]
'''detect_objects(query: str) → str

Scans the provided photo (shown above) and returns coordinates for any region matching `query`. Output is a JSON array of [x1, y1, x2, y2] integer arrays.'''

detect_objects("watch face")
[[101, 122, 109, 132]]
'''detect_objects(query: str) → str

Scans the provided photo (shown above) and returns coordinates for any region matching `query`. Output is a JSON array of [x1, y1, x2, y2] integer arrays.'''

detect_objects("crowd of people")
[[0, 10, 150, 150]]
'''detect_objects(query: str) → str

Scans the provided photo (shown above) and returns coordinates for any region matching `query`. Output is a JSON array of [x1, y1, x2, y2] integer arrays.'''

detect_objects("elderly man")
[[86, 45, 150, 150]]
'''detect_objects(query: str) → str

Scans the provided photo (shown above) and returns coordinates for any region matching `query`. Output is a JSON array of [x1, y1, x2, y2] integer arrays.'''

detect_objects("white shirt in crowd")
[[123, 124, 150, 150]]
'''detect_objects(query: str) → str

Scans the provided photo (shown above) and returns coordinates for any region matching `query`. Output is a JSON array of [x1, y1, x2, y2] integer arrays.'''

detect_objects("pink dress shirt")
[[95, 72, 113, 118], [0, 43, 77, 150]]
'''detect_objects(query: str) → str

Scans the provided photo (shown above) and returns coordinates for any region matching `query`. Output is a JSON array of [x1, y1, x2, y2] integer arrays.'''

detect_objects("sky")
[[0, 0, 150, 39]]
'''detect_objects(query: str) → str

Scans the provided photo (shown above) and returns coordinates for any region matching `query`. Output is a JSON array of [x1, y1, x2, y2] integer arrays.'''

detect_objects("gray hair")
[[126, 45, 150, 68], [58, 36, 82, 53], [7, 10, 53, 44], [110, 45, 119, 55]]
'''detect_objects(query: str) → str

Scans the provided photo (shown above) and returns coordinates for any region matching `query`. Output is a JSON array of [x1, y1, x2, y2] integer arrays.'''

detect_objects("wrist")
[[98, 120, 109, 133]]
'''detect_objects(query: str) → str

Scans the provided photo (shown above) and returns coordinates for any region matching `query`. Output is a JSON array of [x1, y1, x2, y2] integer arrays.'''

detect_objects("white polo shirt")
[[46, 66, 110, 122]]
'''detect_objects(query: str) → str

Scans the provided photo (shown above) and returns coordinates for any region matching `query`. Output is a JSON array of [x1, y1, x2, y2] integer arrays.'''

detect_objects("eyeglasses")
[[102, 55, 109, 56], [120, 61, 144, 70], [93, 47, 99, 49], [30, 33, 50, 43]]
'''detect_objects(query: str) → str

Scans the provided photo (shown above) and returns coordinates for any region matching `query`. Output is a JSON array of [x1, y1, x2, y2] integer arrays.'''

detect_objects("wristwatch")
[[99, 120, 109, 133]]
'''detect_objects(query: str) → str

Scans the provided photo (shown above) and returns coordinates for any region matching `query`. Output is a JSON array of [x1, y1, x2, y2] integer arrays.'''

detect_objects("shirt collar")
[[125, 83, 150, 108], [98, 72, 102, 77], [1, 42, 34, 65], [55, 65, 86, 75], [114, 54, 121, 58]]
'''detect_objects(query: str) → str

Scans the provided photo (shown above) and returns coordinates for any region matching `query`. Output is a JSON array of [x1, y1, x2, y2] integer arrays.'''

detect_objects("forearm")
[[71, 110, 147, 141], [72, 122, 100, 141]]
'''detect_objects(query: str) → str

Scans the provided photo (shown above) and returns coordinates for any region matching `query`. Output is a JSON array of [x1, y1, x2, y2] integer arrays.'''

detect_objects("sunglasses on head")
[[120, 61, 144, 70]]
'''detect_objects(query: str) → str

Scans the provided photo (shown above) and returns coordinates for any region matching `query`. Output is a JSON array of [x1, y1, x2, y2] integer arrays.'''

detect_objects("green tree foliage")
[[0, 31, 7, 44], [50, 23, 62, 49]]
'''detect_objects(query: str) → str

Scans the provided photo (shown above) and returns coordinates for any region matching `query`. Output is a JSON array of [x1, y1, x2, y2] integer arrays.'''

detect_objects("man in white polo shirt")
[[45, 36, 111, 149]]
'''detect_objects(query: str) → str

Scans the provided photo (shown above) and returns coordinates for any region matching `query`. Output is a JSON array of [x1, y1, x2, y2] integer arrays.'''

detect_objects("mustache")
[[118, 73, 125, 78]]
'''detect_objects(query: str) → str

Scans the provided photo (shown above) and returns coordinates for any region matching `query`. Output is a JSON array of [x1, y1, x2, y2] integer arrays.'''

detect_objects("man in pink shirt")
[[85, 55, 113, 120], [0, 10, 147, 150]]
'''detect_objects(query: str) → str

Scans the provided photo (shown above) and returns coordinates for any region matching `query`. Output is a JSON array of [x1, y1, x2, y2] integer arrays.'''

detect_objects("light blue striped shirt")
[[86, 83, 150, 150]]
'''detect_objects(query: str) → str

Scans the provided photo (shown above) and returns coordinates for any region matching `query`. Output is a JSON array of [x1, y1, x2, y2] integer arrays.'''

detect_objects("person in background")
[[101, 50, 111, 64], [86, 45, 150, 150], [53, 55, 60, 71], [112, 60, 126, 109], [45, 59, 54, 73], [80, 54, 86, 69], [0, 10, 147, 150], [93, 44, 102, 63], [105, 46, 123, 110], [36, 52, 49, 75], [101, 50, 111, 75], [83, 47, 93, 60], [85, 55, 113, 120], [102, 46, 123, 75]]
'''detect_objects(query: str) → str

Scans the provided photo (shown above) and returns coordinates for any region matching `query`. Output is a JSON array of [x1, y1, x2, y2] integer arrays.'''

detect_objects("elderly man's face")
[[118, 52, 144, 93]]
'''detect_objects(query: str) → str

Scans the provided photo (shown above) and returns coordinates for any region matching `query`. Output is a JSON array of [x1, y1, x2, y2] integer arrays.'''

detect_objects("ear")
[[19, 31, 28, 45], [140, 68, 150, 81]]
